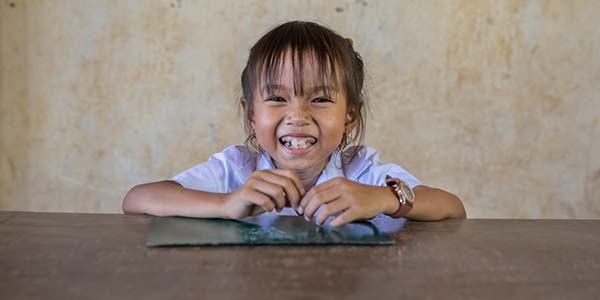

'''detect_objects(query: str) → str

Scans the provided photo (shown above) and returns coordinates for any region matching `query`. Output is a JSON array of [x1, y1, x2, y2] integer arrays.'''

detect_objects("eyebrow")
[[260, 84, 337, 95]]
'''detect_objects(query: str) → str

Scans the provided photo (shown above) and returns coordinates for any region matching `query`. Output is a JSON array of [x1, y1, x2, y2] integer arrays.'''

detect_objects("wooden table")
[[1, 211, 599, 299]]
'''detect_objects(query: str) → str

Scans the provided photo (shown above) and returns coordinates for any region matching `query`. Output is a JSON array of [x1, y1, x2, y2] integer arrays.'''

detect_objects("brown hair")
[[241, 20, 367, 164]]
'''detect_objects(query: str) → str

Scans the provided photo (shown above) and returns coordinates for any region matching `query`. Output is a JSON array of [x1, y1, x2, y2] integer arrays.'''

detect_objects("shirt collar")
[[316, 150, 345, 185], [257, 151, 275, 171]]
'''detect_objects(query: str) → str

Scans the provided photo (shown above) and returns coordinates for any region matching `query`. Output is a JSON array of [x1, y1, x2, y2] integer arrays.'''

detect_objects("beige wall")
[[1, 0, 599, 218]]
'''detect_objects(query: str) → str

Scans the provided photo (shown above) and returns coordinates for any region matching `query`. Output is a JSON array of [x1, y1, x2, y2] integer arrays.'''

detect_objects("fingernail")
[[304, 215, 310, 222], [298, 206, 304, 215]]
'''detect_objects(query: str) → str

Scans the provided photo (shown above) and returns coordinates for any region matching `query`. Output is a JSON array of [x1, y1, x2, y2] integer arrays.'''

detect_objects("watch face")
[[401, 183, 415, 203]]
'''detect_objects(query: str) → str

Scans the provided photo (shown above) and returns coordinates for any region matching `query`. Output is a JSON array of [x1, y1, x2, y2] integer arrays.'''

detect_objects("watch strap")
[[385, 175, 413, 218]]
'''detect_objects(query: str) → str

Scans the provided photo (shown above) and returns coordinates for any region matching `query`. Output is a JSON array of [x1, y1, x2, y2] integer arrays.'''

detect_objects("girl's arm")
[[122, 180, 228, 218], [403, 185, 466, 220], [122, 169, 305, 218]]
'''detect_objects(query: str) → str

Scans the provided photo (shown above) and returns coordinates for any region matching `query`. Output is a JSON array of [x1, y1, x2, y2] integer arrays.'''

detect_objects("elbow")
[[121, 180, 180, 216], [122, 185, 144, 215], [449, 193, 466, 219], [409, 186, 466, 221]]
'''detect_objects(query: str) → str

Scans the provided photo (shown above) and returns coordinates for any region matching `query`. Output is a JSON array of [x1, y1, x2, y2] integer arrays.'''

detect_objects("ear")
[[240, 97, 255, 128], [240, 97, 247, 112], [344, 107, 358, 132]]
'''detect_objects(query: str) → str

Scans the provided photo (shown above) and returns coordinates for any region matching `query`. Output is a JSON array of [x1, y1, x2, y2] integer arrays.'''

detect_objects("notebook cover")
[[146, 215, 395, 247]]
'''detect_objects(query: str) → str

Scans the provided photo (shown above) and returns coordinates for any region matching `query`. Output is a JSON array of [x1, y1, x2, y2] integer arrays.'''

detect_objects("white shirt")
[[172, 145, 420, 217]]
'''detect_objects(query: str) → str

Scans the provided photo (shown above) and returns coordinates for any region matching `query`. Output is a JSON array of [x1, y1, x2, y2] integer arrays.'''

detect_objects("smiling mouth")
[[279, 136, 317, 149]]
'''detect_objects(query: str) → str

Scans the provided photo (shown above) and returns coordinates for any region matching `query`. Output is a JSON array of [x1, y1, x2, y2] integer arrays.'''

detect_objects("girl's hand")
[[299, 178, 398, 227], [222, 169, 305, 219]]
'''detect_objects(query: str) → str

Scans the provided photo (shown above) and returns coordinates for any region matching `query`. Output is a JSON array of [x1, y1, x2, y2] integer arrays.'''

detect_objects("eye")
[[266, 96, 286, 102], [312, 97, 333, 103]]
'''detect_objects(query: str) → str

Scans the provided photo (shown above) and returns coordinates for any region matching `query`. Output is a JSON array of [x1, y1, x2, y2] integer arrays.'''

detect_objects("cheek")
[[320, 116, 347, 142], [251, 110, 281, 141], [253, 109, 278, 127]]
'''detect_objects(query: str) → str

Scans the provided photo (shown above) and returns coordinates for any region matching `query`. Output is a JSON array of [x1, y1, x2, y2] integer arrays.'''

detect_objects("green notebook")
[[146, 215, 395, 247]]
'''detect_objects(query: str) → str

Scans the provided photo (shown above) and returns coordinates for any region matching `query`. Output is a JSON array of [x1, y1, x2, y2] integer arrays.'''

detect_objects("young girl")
[[122, 21, 466, 226]]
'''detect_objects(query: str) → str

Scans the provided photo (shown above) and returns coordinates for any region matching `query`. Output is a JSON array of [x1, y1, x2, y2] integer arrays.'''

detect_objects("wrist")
[[383, 175, 415, 218], [381, 186, 401, 215], [216, 193, 231, 219]]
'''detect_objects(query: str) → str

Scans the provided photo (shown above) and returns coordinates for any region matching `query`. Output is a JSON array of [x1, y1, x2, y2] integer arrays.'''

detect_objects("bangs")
[[246, 23, 343, 98], [257, 47, 338, 98]]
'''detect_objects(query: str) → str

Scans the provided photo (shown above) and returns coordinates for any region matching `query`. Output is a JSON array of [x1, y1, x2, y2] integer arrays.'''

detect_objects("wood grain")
[[1, 212, 599, 299]]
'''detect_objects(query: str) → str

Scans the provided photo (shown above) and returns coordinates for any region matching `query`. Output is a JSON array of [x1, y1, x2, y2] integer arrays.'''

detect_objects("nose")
[[285, 102, 310, 127]]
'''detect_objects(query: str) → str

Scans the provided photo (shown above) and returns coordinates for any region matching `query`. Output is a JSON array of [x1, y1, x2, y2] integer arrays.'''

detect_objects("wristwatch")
[[385, 175, 415, 218]]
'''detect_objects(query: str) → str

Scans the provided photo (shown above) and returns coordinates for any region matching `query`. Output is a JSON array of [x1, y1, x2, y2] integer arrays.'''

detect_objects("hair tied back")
[[346, 37, 353, 48]]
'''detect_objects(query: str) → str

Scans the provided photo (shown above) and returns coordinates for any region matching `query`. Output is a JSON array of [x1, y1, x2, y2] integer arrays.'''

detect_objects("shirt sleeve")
[[170, 145, 255, 193], [346, 146, 421, 189], [171, 161, 223, 192]]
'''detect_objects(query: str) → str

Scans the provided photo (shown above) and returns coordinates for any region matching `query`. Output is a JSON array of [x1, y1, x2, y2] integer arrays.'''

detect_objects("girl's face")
[[248, 54, 351, 176]]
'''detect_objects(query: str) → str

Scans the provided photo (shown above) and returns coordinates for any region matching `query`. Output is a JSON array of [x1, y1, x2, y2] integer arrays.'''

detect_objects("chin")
[[274, 159, 313, 171]]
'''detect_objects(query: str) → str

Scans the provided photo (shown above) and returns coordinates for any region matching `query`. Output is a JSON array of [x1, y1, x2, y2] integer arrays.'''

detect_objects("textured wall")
[[1, 0, 599, 218]]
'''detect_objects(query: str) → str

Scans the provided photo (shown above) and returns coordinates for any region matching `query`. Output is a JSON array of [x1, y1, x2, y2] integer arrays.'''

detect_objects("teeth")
[[279, 136, 316, 149], [293, 139, 306, 148]]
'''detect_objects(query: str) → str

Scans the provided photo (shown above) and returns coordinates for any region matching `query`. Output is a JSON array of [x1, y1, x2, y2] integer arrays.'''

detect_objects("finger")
[[252, 171, 300, 211], [269, 169, 304, 193], [299, 178, 337, 209], [251, 180, 287, 212], [303, 187, 340, 221], [315, 199, 349, 225], [329, 209, 358, 227], [245, 190, 276, 212], [250, 206, 265, 216], [267, 169, 304, 209], [300, 181, 338, 216]]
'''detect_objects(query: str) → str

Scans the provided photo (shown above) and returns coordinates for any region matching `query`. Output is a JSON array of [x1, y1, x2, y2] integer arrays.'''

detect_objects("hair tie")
[[346, 38, 353, 48]]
